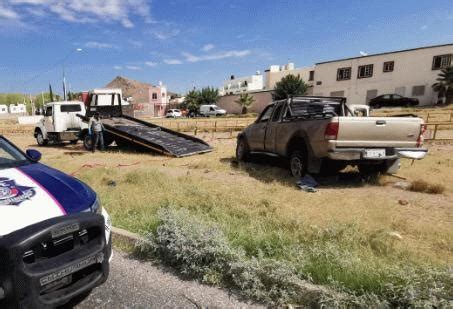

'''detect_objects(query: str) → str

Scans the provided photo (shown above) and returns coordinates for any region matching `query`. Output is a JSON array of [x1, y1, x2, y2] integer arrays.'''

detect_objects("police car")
[[0, 136, 111, 308]]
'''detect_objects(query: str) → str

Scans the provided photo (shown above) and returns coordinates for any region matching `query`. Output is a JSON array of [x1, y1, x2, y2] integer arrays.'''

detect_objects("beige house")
[[264, 63, 315, 93], [312, 44, 453, 106]]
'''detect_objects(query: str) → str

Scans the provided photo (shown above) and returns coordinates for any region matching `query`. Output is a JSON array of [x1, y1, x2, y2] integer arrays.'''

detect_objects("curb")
[[111, 226, 145, 244]]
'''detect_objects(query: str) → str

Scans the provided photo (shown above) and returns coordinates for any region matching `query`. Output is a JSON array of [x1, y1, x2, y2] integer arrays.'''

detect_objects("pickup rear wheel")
[[290, 150, 307, 178], [36, 130, 48, 146], [236, 138, 250, 162]]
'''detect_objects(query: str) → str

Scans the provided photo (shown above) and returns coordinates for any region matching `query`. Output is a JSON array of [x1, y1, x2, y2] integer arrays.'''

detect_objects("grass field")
[[5, 132, 453, 305]]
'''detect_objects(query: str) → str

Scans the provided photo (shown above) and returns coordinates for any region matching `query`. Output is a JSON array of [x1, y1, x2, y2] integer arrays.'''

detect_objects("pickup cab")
[[236, 96, 427, 177], [34, 101, 88, 146], [0, 136, 111, 308]]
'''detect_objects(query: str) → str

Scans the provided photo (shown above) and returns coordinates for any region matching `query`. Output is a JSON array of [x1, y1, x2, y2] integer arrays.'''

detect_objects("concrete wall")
[[217, 91, 274, 114], [313, 44, 453, 106]]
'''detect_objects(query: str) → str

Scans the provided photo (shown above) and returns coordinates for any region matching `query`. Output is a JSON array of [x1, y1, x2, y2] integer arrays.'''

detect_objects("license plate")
[[364, 149, 385, 158]]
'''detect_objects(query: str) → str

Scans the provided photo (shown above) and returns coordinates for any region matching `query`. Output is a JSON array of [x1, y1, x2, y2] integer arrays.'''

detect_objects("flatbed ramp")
[[102, 116, 212, 157]]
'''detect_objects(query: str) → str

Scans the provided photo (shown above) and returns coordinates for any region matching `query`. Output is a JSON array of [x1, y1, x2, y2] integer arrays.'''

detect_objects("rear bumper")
[[0, 213, 111, 309], [328, 147, 428, 161]]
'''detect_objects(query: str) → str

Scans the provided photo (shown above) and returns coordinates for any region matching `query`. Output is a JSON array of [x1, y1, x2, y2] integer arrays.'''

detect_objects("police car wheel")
[[36, 131, 48, 146]]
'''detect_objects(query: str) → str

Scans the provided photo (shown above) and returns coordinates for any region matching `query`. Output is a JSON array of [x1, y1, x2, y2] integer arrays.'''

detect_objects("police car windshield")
[[0, 138, 29, 169]]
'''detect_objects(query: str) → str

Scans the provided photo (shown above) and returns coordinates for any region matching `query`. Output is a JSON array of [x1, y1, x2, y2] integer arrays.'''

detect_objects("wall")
[[217, 91, 274, 114], [313, 45, 453, 105]]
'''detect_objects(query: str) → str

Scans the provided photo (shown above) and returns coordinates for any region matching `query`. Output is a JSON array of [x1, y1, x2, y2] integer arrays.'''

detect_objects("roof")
[[316, 43, 453, 65]]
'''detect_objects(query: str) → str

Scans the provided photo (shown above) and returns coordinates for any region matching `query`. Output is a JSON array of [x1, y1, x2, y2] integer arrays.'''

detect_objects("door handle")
[[376, 120, 386, 125]]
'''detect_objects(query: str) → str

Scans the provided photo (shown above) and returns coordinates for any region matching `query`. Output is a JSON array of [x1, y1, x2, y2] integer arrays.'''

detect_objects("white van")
[[199, 104, 227, 117]]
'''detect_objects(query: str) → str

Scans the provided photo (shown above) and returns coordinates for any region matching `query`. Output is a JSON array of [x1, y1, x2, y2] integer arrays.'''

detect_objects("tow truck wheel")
[[290, 150, 307, 178], [36, 131, 48, 146], [236, 138, 250, 162], [83, 135, 92, 150]]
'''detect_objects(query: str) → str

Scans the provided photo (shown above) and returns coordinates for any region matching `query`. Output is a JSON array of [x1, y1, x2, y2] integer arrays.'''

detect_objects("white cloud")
[[182, 49, 251, 63], [3, 0, 152, 28], [164, 59, 182, 65], [201, 44, 214, 52], [153, 29, 180, 40], [420, 25, 428, 30], [126, 65, 141, 70], [145, 61, 157, 67], [113, 65, 123, 70], [85, 41, 115, 49]]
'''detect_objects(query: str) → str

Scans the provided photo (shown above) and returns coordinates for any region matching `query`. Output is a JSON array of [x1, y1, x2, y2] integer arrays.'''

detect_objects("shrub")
[[410, 179, 445, 194]]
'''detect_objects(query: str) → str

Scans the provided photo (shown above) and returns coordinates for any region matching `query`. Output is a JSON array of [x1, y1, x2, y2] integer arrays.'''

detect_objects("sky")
[[0, 0, 452, 96]]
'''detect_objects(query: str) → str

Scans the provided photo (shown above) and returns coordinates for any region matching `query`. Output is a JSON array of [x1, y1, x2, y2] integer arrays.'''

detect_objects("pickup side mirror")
[[26, 149, 42, 162]]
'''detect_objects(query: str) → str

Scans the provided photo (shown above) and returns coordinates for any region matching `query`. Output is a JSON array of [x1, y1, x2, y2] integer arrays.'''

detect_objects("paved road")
[[77, 250, 256, 308]]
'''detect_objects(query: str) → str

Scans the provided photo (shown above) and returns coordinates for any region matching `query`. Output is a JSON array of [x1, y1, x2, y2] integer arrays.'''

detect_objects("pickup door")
[[247, 105, 274, 151], [335, 116, 423, 148]]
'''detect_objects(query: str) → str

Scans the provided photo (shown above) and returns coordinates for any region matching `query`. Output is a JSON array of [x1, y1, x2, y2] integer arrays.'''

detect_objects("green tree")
[[235, 93, 255, 114], [273, 74, 308, 100], [184, 89, 201, 113], [432, 67, 453, 104], [49, 84, 54, 102], [199, 87, 219, 105], [34, 92, 57, 108]]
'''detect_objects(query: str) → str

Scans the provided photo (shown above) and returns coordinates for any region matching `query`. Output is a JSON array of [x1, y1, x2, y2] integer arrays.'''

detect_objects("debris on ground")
[[398, 199, 409, 206], [107, 180, 117, 187], [297, 174, 318, 192], [388, 231, 403, 240], [393, 181, 412, 191]]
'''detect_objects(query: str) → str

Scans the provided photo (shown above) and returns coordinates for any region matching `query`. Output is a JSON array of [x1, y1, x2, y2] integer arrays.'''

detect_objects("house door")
[[366, 90, 378, 104]]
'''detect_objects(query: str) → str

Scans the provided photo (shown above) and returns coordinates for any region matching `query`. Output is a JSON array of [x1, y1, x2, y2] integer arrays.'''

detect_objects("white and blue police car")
[[0, 136, 112, 308]]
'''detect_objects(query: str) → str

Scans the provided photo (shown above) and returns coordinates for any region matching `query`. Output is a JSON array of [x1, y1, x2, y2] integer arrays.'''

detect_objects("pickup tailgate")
[[335, 116, 423, 148]]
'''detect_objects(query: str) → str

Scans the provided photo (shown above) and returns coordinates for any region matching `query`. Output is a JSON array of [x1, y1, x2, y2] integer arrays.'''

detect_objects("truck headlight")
[[91, 197, 102, 214]]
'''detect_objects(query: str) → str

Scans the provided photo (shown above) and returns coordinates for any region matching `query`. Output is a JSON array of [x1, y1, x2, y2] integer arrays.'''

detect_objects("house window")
[[316, 81, 322, 85], [309, 70, 315, 81], [152, 93, 157, 100], [432, 54, 452, 70], [358, 64, 373, 78], [412, 85, 425, 96], [383, 61, 394, 72], [337, 67, 351, 81]]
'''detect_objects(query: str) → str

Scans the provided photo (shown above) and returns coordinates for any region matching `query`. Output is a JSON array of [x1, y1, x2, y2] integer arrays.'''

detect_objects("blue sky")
[[1, 0, 452, 95]]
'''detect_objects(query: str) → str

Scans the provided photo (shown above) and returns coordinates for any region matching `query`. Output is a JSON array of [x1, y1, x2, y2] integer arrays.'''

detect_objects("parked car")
[[199, 105, 227, 117], [236, 96, 427, 177], [34, 101, 88, 146], [0, 136, 111, 308], [369, 94, 419, 109], [165, 109, 182, 118]]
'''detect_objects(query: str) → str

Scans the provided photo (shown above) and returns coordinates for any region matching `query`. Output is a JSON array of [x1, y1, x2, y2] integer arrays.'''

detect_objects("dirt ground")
[[5, 133, 453, 265]]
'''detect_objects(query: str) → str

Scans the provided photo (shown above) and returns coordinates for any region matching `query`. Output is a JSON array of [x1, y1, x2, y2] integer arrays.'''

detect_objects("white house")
[[9, 104, 26, 114], [220, 72, 264, 95], [0, 105, 8, 114], [312, 43, 453, 106]]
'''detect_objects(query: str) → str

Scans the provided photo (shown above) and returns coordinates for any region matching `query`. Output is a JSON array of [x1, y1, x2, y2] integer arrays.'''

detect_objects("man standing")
[[89, 112, 104, 153]]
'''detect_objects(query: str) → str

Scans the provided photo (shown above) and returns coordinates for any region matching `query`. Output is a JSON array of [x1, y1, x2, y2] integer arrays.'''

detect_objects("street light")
[[63, 48, 83, 101]]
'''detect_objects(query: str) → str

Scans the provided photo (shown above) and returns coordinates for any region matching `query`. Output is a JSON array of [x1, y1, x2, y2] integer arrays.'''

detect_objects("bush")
[[410, 179, 445, 194]]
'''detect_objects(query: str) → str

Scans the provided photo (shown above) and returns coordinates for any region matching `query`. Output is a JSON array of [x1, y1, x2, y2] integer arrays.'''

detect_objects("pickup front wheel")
[[290, 150, 307, 178], [236, 138, 250, 162]]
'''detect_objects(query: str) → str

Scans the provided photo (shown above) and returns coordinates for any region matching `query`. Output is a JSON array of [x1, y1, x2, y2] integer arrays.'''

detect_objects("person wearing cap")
[[89, 112, 104, 153]]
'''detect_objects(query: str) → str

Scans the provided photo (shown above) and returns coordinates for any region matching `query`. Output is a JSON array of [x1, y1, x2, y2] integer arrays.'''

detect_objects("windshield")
[[0, 138, 29, 169]]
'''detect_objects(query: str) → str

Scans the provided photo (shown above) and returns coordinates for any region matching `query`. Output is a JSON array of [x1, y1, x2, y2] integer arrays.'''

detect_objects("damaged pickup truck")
[[0, 136, 111, 308], [236, 96, 427, 177]]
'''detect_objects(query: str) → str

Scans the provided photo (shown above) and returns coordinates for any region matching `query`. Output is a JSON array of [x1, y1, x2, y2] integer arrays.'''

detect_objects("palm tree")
[[432, 67, 453, 104], [273, 74, 308, 100], [235, 93, 255, 114]]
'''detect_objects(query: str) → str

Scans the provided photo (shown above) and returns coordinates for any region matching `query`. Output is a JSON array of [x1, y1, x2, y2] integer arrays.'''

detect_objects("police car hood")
[[0, 163, 96, 236]]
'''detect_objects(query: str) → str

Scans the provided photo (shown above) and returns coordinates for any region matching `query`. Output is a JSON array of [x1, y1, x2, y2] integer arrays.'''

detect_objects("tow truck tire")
[[289, 149, 307, 178], [83, 135, 92, 150], [236, 137, 250, 162], [36, 130, 48, 146]]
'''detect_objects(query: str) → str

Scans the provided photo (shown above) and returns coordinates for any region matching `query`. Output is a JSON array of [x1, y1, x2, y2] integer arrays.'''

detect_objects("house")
[[312, 43, 453, 105], [0, 105, 8, 114], [220, 72, 264, 95], [264, 63, 315, 93], [9, 104, 26, 114], [105, 76, 169, 117]]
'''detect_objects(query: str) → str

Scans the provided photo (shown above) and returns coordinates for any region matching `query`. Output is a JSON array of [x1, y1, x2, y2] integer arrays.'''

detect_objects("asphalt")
[[76, 250, 257, 308]]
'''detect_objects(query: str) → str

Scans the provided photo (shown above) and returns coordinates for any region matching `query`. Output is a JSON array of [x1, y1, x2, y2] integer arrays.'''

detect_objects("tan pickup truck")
[[236, 96, 427, 177]]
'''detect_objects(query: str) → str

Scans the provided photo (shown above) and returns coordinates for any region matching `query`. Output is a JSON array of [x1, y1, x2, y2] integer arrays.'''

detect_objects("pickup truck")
[[0, 136, 111, 308], [236, 96, 427, 177]]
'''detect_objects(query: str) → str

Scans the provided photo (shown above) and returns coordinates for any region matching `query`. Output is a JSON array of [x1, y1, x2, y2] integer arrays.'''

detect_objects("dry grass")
[[5, 133, 453, 304]]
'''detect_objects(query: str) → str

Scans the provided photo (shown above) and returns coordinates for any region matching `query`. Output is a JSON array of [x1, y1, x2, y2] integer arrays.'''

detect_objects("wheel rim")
[[237, 140, 245, 159], [290, 156, 303, 178], [37, 133, 43, 144]]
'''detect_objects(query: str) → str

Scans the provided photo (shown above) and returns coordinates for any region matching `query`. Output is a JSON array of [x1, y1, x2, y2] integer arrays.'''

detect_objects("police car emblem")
[[0, 177, 36, 206]]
